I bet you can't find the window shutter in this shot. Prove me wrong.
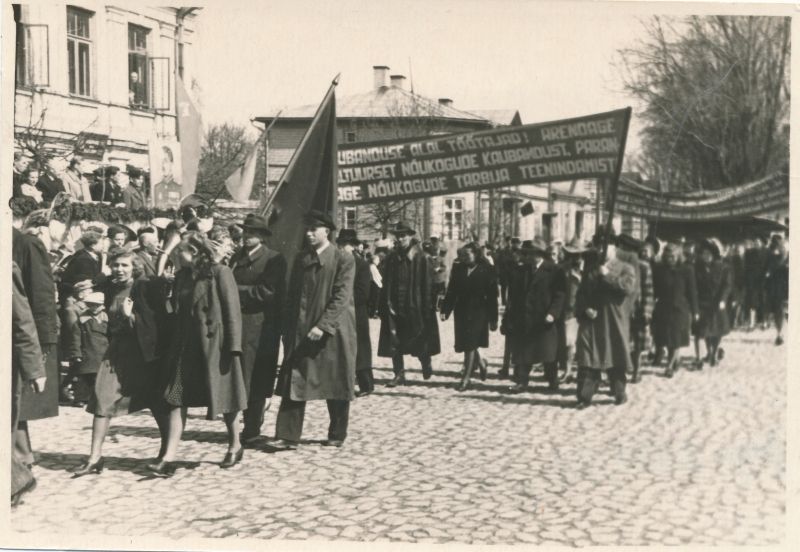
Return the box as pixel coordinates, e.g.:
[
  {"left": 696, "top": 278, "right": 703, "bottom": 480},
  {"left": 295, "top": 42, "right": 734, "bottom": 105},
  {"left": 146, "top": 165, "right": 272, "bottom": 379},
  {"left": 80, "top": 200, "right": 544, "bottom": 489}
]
[
  {"left": 149, "top": 56, "right": 171, "bottom": 110},
  {"left": 24, "top": 24, "right": 49, "bottom": 87}
]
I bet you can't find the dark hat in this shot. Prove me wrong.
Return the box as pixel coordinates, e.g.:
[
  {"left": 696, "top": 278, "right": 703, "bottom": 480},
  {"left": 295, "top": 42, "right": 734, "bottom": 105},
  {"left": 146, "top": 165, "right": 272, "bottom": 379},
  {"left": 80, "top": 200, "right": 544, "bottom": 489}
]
[
  {"left": 107, "top": 224, "right": 136, "bottom": 243},
  {"left": 337, "top": 228, "right": 360, "bottom": 245},
  {"left": 698, "top": 238, "right": 722, "bottom": 259},
  {"left": 93, "top": 165, "right": 119, "bottom": 177},
  {"left": 137, "top": 226, "right": 156, "bottom": 236},
  {"left": 390, "top": 221, "right": 416, "bottom": 236},
  {"left": 563, "top": 237, "right": 591, "bottom": 255},
  {"left": 510, "top": 237, "right": 521, "bottom": 245},
  {"left": 520, "top": 239, "right": 534, "bottom": 251},
  {"left": 303, "top": 209, "right": 336, "bottom": 230},
  {"left": 644, "top": 235, "right": 661, "bottom": 255},
  {"left": 521, "top": 237, "right": 548, "bottom": 254},
  {"left": 72, "top": 279, "right": 94, "bottom": 294},
  {"left": 616, "top": 233, "right": 644, "bottom": 251},
  {"left": 241, "top": 213, "right": 272, "bottom": 236},
  {"left": 126, "top": 164, "right": 145, "bottom": 179}
]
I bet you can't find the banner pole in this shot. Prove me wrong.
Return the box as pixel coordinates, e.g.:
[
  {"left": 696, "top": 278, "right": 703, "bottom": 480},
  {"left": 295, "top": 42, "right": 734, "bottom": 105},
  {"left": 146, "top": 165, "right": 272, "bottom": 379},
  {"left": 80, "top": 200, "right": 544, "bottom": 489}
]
[
  {"left": 602, "top": 107, "right": 632, "bottom": 261},
  {"left": 260, "top": 75, "right": 340, "bottom": 216}
]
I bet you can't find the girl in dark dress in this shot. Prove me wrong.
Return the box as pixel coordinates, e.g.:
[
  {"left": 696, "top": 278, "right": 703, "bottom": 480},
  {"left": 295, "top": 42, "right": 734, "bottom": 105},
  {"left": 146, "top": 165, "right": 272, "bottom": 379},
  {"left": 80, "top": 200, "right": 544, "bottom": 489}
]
[
  {"left": 440, "top": 242, "right": 498, "bottom": 391},
  {"left": 692, "top": 238, "right": 732, "bottom": 367},
  {"left": 70, "top": 248, "right": 164, "bottom": 477},
  {"left": 149, "top": 232, "right": 247, "bottom": 476},
  {"left": 651, "top": 243, "right": 699, "bottom": 378}
]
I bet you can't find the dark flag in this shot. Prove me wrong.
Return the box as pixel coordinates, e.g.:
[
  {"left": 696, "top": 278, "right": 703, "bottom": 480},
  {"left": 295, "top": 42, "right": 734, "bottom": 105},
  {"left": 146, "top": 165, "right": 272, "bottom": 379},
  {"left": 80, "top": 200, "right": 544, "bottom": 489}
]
[{"left": 262, "top": 76, "right": 339, "bottom": 283}]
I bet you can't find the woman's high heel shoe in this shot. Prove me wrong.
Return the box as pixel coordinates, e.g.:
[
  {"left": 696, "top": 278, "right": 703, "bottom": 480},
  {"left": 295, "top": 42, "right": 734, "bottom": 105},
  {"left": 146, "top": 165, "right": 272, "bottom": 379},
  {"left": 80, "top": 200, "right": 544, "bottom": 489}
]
[
  {"left": 479, "top": 358, "right": 488, "bottom": 381},
  {"left": 220, "top": 448, "right": 244, "bottom": 469},
  {"left": 146, "top": 459, "right": 176, "bottom": 477},
  {"left": 70, "top": 457, "right": 104, "bottom": 477}
]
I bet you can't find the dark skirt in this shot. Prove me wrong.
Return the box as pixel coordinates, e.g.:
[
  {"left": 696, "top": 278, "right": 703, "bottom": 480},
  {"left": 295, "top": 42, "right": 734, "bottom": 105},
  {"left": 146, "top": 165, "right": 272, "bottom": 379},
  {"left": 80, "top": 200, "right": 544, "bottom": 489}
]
[
  {"left": 453, "top": 309, "right": 490, "bottom": 352},
  {"left": 692, "top": 305, "right": 730, "bottom": 339},
  {"left": 652, "top": 306, "right": 690, "bottom": 350},
  {"left": 163, "top": 321, "right": 210, "bottom": 409},
  {"left": 87, "top": 340, "right": 154, "bottom": 417}
]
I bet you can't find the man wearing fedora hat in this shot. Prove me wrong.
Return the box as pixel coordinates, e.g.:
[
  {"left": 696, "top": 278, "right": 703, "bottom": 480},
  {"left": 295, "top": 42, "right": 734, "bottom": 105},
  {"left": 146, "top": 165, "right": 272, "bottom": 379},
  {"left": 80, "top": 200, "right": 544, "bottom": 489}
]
[
  {"left": 378, "top": 222, "right": 441, "bottom": 386},
  {"left": 507, "top": 237, "right": 566, "bottom": 393},
  {"left": 271, "top": 210, "right": 357, "bottom": 449},
  {"left": 230, "top": 213, "right": 287, "bottom": 444},
  {"left": 337, "top": 228, "right": 375, "bottom": 397}
]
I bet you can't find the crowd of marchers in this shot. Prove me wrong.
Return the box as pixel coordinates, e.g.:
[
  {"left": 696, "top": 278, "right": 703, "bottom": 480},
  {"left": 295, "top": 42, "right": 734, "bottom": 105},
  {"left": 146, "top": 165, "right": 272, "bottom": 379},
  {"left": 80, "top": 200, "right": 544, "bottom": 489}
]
[{"left": 10, "top": 194, "right": 789, "bottom": 507}]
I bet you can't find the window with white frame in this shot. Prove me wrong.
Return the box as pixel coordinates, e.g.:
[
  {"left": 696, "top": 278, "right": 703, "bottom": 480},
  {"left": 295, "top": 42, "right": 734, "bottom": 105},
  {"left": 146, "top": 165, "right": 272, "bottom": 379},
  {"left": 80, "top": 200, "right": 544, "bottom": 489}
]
[
  {"left": 14, "top": 6, "right": 50, "bottom": 88},
  {"left": 67, "top": 6, "right": 92, "bottom": 97},
  {"left": 443, "top": 197, "right": 463, "bottom": 240},
  {"left": 344, "top": 207, "right": 357, "bottom": 229}
]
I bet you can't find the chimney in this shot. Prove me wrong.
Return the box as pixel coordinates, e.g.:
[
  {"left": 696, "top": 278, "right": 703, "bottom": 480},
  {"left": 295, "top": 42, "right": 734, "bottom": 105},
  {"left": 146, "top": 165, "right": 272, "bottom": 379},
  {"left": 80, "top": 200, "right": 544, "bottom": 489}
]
[
  {"left": 390, "top": 74, "right": 407, "bottom": 90},
  {"left": 373, "top": 65, "right": 389, "bottom": 91},
  {"left": 438, "top": 98, "right": 453, "bottom": 108}
]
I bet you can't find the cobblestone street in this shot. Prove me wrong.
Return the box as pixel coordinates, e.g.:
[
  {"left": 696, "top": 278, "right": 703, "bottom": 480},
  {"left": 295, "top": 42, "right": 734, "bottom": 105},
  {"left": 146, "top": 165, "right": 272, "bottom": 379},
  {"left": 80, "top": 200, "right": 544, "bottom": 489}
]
[{"left": 10, "top": 320, "right": 786, "bottom": 547}]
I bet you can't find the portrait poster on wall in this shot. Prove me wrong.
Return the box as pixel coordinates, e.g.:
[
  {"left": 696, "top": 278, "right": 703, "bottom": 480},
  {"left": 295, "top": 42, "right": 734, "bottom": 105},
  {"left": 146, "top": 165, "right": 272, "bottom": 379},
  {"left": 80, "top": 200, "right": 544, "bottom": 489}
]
[{"left": 148, "top": 139, "right": 183, "bottom": 209}]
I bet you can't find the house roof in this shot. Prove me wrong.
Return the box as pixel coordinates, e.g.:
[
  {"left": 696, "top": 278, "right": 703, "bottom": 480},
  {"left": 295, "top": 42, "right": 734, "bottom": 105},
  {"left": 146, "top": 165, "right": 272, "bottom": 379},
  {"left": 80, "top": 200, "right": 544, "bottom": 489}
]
[
  {"left": 468, "top": 109, "right": 522, "bottom": 127},
  {"left": 257, "top": 86, "right": 490, "bottom": 124}
]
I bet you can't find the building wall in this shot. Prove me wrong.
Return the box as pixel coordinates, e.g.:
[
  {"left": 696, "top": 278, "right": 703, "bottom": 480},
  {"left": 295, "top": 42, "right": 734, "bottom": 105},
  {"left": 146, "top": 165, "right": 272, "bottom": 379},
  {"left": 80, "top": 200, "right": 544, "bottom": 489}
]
[{"left": 13, "top": 4, "right": 197, "bottom": 171}]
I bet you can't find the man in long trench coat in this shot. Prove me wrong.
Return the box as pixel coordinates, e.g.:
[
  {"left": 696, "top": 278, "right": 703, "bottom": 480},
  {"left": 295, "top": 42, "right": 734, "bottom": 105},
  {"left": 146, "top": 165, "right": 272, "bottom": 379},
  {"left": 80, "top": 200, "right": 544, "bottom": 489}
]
[
  {"left": 271, "top": 210, "right": 357, "bottom": 449},
  {"left": 231, "top": 214, "right": 286, "bottom": 444},
  {"left": 378, "top": 222, "right": 441, "bottom": 386}
]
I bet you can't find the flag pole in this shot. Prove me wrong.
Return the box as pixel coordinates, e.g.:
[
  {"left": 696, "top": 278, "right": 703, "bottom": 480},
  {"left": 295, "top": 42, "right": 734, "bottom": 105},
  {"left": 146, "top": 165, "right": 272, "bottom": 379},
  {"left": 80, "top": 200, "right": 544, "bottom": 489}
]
[
  {"left": 601, "top": 106, "right": 632, "bottom": 261},
  {"left": 260, "top": 74, "right": 340, "bottom": 216}
]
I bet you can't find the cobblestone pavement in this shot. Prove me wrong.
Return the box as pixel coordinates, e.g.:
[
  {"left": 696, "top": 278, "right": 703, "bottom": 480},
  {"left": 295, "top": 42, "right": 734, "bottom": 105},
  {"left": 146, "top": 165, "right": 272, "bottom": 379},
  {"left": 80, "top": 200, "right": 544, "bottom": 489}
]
[{"left": 10, "top": 321, "right": 786, "bottom": 546}]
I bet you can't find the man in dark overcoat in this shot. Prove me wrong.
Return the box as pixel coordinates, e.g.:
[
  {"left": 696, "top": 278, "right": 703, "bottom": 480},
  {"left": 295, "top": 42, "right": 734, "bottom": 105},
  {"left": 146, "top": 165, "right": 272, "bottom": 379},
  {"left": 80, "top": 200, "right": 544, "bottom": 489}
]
[
  {"left": 12, "top": 227, "right": 59, "bottom": 468},
  {"left": 510, "top": 237, "right": 566, "bottom": 393},
  {"left": 231, "top": 214, "right": 287, "bottom": 443},
  {"left": 337, "top": 229, "right": 374, "bottom": 397},
  {"left": 378, "top": 222, "right": 441, "bottom": 387},
  {"left": 271, "top": 210, "right": 357, "bottom": 449}
]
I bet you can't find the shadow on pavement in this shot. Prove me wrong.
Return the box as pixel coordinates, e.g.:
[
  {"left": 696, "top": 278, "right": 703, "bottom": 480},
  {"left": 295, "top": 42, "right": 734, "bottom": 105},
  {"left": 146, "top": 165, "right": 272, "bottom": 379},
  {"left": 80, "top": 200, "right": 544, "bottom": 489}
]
[
  {"left": 34, "top": 452, "right": 203, "bottom": 478},
  {"left": 108, "top": 426, "right": 231, "bottom": 446}
]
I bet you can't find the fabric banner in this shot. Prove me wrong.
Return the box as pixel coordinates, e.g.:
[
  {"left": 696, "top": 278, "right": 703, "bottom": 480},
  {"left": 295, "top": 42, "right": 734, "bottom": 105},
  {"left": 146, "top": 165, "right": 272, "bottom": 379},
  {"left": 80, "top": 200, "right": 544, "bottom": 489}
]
[
  {"left": 264, "top": 81, "right": 338, "bottom": 285},
  {"left": 337, "top": 108, "right": 631, "bottom": 205},
  {"left": 225, "top": 132, "right": 262, "bottom": 203},
  {"left": 615, "top": 171, "right": 788, "bottom": 221},
  {"left": 177, "top": 76, "right": 203, "bottom": 198}
]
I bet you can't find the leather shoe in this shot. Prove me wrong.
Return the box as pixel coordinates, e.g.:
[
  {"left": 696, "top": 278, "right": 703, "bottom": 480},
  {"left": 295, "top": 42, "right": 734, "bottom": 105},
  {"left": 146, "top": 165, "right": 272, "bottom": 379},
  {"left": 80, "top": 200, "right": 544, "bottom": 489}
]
[
  {"left": 240, "top": 431, "right": 261, "bottom": 446},
  {"left": 70, "top": 457, "right": 104, "bottom": 477},
  {"left": 386, "top": 375, "right": 405, "bottom": 388},
  {"left": 220, "top": 448, "right": 244, "bottom": 468},
  {"left": 575, "top": 401, "right": 590, "bottom": 410},
  {"left": 321, "top": 439, "right": 344, "bottom": 447},
  {"left": 631, "top": 374, "right": 642, "bottom": 384},
  {"left": 267, "top": 439, "right": 297, "bottom": 450},
  {"left": 508, "top": 383, "right": 527, "bottom": 393},
  {"left": 355, "top": 389, "right": 373, "bottom": 398},
  {"left": 614, "top": 395, "right": 628, "bottom": 406},
  {"left": 146, "top": 460, "right": 176, "bottom": 477}
]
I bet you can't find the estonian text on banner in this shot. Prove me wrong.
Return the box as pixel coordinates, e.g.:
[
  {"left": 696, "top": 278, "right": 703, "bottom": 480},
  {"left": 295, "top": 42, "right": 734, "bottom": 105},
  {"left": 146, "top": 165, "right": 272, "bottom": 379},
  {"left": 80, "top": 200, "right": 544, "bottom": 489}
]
[{"left": 337, "top": 108, "right": 630, "bottom": 205}]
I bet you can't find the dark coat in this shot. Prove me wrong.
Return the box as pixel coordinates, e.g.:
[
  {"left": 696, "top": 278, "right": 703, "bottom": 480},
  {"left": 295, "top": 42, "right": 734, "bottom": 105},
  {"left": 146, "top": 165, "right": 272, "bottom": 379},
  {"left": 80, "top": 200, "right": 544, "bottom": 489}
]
[
  {"left": 652, "top": 262, "right": 699, "bottom": 349},
  {"left": 441, "top": 262, "right": 498, "bottom": 352},
  {"left": 36, "top": 173, "right": 66, "bottom": 203},
  {"left": 574, "top": 253, "right": 639, "bottom": 370},
  {"left": 230, "top": 244, "right": 286, "bottom": 399},
  {"left": 12, "top": 229, "right": 59, "bottom": 421},
  {"left": 693, "top": 260, "right": 732, "bottom": 338},
  {"left": 352, "top": 252, "right": 373, "bottom": 372},
  {"left": 378, "top": 244, "right": 441, "bottom": 358},
  {"left": 764, "top": 251, "right": 789, "bottom": 312},
  {"left": 513, "top": 259, "right": 566, "bottom": 365},
  {"left": 12, "top": 262, "right": 46, "bottom": 429},
  {"left": 122, "top": 186, "right": 146, "bottom": 209},
  {"left": 62, "top": 303, "right": 108, "bottom": 375},
  {"left": 136, "top": 249, "right": 158, "bottom": 279},
  {"left": 168, "top": 265, "right": 248, "bottom": 417},
  {"left": 277, "top": 245, "right": 357, "bottom": 402}
]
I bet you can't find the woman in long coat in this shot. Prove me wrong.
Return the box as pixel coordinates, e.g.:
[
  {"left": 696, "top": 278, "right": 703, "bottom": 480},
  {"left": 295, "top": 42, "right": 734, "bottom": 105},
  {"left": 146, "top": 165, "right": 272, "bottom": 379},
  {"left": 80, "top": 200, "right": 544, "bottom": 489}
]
[
  {"left": 155, "top": 232, "right": 248, "bottom": 474},
  {"left": 574, "top": 246, "right": 639, "bottom": 407},
  {"left": 692, "top": 238, "right": 732, "bottom": 367},
  {"left": 70, "top": 247, "right": 164, "bottom": 476},
  {"left": 440, "top": 242, "right": 498, "bottom": 391},
  {"left": 651, "top": 243, "right": 699, "bottom": 377}
]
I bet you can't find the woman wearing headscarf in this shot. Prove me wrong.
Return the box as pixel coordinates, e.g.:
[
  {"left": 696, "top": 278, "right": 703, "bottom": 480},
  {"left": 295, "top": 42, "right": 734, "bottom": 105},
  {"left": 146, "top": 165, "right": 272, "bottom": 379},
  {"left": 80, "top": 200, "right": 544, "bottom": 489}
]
[
  {"left": 70, "top": 247, "right": 165, "bottom": 476},
  {"left": 763, "top": 235, "right": 789, "bottom": 346},
  {"left": 151, "top": 232, "right": 247, "bottom": 475},
  {"left": 440, "top": 242, "right": 498, "bottom": 391},
  {"left": 651, "top": 243, "right": 699, "bottom": 378},
  {"left": 692, "top": 238, "right": 732, "bottom": 367}
]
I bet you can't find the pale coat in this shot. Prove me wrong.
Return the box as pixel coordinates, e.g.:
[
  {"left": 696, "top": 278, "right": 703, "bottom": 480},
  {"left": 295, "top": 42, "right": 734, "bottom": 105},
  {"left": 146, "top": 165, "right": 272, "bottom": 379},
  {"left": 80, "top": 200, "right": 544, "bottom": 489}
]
[{"left": 277, "top": 244, "right": 357, "bottom": 402}]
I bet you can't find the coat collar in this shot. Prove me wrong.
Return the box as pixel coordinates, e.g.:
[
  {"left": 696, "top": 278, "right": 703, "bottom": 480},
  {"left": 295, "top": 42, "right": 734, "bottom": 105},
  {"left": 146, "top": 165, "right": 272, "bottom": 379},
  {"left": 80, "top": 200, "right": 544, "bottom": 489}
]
[{"left": 301, "top": 243, "right": 336, "bottom": 268}]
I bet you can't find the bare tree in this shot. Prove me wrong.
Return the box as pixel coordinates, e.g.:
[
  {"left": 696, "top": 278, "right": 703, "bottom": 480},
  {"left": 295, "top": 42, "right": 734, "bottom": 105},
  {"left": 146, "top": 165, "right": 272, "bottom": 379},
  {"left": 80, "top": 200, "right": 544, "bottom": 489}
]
[
  {"left": 618, "top": 16, "right": 790, "bottom": 191},
  {"left": 196, "top": 122, "right": 265, "bottom": 200}
]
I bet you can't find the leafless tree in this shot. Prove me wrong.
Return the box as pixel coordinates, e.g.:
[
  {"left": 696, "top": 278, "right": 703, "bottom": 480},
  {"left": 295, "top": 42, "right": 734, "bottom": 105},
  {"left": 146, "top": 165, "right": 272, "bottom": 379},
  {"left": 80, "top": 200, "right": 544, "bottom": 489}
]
[{"left": 618, "top": 16, "right": 790, "bottom": 191}]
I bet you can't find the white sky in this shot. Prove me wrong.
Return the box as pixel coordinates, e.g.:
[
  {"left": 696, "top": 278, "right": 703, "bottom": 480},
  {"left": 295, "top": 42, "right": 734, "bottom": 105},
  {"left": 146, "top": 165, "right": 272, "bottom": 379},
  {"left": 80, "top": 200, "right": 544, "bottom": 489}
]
[{"left": 193, "top": 0, "right": 779, "bottom": 155}]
